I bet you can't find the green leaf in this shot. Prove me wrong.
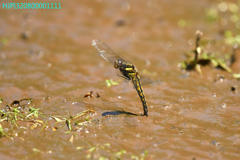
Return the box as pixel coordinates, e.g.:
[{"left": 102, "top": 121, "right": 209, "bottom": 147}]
[
  {"left": 195, "top": 65, "right": 202, "bottom": 75},
  {"left": 76, "top": 146, "right": 83, "bottom": 150},
  {"left": 181, "top": 61, "right": 187, "bottom": 69},
  {"left": 115, "top": 150, "right": 126, "bottom": 157},
  {"left": 88, "top": 146, "right": 96, "bottom": 152},
  {"left": 86, "top": 153, "right": 91, "bottom": 159},
  {"left": 110, "top": 79, "right": 119, "bottom": 85},
  {"left": 105, "top": 79, "right": 111, "bottom": 87},
  {"left": 105, "top": 79, "right": 119, "bottom": 87},
  {"left": 178, "top": 19, "right": 187, "bottom": 27},
  {"left": 65, "top": 130, "right": 71, "bottom": 134},
  {"left": 224, "top": 30, "right": 233, "bottom": 38},
  {"left": 85, "top": 116, "right": 89, "bottom": 121},
  {"left": 210, "top": 58, "right": 218, "bottom": 67},
  {"left": 131, "top": 155, "right": 138, "bottom": 160},
  {"left": 32, "top": 148, "right": 41, "bottom": 152},
  {"left": 26, "top": 113, "right": 34, "bottom": 118},
  {"left": 0, "top": 38, "right": 9, "bottom": 45},
  {"left": 104, "top": 143, "right": 110, "bottom": 146},
  {"left": 200, "top": 52, "right": 212, "bottom": 60},
  {"left": 233, "top": 73, "right": 240, "bottom": 78},
  {"left": 217, "top": 59, "right": 232, "bottom": 73},
  {"left": 31, "top": 123, "right": 39, "bottom": 130},
  {"left": 51, "top": 116, "right": 63, "bottom": 122}
]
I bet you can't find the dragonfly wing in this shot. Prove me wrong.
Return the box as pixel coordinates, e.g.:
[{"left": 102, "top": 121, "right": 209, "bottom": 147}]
[
  {"left": 92, "top": 39, "right": 159, "bottom": 85},
  {"left": 92, "top": 39, "right": 130, "bottom": 65},
  {"left": 139, "top": 74, "right": 161, "bottom": 85}
]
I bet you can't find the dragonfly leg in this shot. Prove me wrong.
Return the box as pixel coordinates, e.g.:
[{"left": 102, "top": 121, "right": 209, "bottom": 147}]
[{"left": 117, "top": 74, "right": 130, "bottom": 81}]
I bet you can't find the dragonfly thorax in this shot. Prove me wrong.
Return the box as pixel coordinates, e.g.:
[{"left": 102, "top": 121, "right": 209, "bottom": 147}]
[{"left": 114, "top": 60, "right": 137, "bottom": 72}]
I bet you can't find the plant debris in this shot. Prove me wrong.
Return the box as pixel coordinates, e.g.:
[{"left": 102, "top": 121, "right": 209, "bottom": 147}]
[
  {"left": 0, "top": 98, "right": 98, "bottom": 138},
  {"left": 84, "top": 90, "right": 101, "bottom": 98}
]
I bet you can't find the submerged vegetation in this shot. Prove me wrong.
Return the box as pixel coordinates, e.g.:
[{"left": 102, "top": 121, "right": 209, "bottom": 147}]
[
  {"left": 0, "top": 97, "right": 98, "bottom": 138},
  {"left": 179, "top": 1, "right": 240, "bottom": 78},
  {"left": 180, "top": 27, "right": 240, "bottom": 80},
  {"left": 180, "top": 30, "right": 232, "bottom": 75},
  {"left": 0, "top": 96, "right": 152, "bottom": 159},
  {"left": 180, "top": 29, "right": 240, "bottom": 80}
]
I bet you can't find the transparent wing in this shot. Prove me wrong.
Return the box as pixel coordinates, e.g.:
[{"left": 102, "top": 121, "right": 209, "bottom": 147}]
[
  {"left": 92, "top": 39, "right": 159, "bottom": 85},
  {"left": 139, "top": 75, "right": 155, "bottom": 85},
  {"left": 92, "top": 39, "right": 130, "bottom": 65}
]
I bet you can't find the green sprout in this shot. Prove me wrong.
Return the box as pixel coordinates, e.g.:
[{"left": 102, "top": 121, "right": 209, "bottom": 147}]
[
  {"left": 0, "top": 124, "right": 10, "bottom": 138},
  {"left": 26, "top": 107, "right": 45, "bottom": 119},
  {"left": 131, "top": 150, "right": 149, "bottom": 160},
  {"left": 178, "top": 19, "right": 187, "bottom": 28},
  {"left": 224, "top": 31, "right": 240, "bottom": 46},
  {"left": 50, "top": 109, "right": 96, "bottom": 134},
  {"left": 0, "top": 98, "right": 98, "bottom": 141},
  {"left": 105, "top": 79, "right": 119, "bottom": 87},
  {"left": 206, "top": 8, "right": 219, "bottom": 24},
  {"left": 115, "top": 150, "right": 126, "bottom": 159},
  {"left": 86, "top": 143, "right": 111, "bottom": 159},
  {"left": 0, "top": 38, "right": 9, "bottom": 45},
  {"left": 233, "top": 73, "right": 240, "bottom": 79}
]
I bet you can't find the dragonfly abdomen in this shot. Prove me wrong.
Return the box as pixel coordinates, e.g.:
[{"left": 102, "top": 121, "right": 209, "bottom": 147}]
[{"left": 132, "top": 73, "right": 148, "bottom": 116}]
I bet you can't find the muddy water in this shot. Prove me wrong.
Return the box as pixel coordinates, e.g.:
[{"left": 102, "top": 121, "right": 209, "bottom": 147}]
[{"left": 1, "top": 0, "right": 240, "bottom": 159}]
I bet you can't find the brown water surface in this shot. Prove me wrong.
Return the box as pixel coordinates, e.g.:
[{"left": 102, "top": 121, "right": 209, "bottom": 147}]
[{"left": 1, "top": 0, "right": 240, "bottom": 159}]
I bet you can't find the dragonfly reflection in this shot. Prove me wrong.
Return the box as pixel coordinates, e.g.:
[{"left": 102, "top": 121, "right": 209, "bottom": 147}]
[{"left": 92, "top": 39, "right": 151, "bottom": 116}]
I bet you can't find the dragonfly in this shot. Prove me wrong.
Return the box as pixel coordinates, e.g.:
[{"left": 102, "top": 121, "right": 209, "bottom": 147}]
[{"left": 92, "top": 39, "right": 151, "bottom": 116}]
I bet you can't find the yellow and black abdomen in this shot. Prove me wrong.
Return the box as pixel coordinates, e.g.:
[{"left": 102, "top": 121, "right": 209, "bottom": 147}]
[{"left": 132, "top": 73, "right": 148, "bottom": 116}]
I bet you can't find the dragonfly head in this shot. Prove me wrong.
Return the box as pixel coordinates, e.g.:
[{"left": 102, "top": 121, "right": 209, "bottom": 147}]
[{"left": 114, "top": 60, "right": 122, "bottom": 68}]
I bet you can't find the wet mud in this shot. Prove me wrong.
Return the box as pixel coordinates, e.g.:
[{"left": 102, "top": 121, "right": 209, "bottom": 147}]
[{"left": 1, "top": 0, "right": 240, "bottom": 159}]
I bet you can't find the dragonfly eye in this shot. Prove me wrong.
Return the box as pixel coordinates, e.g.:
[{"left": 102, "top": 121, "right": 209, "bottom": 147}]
[{"left": 114, "top": 60, "right": 122, "bottom": 68}]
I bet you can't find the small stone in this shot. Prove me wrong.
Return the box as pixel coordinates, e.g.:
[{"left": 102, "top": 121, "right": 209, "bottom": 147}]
[
  {"left": 221, "top": 103, "right": 227, "bottom": 108},
  {"left": 212, "top": 93, "right": 216, "bottom": 98},
  {"left": 215, "top": 75, "right": 225, "bottom": 83}
]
